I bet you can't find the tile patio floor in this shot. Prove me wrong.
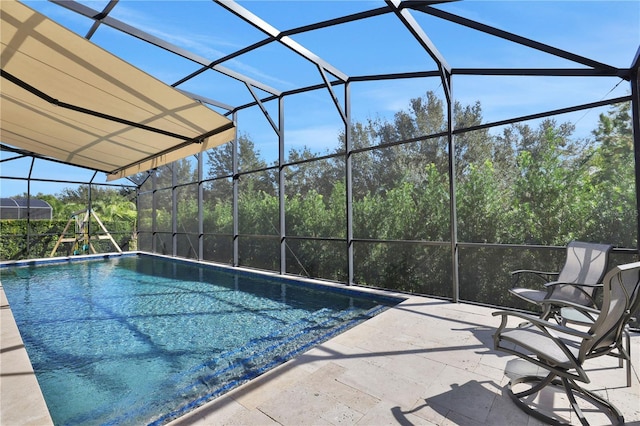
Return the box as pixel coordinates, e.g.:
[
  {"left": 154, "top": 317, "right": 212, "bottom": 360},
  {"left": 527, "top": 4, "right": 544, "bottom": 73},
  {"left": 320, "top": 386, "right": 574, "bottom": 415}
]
[
  {"left": 168, "top": 295, "right": 639, "bottom": 426},
  {"left": 2, "top": 290, "right": 639, "bottom": 425}
]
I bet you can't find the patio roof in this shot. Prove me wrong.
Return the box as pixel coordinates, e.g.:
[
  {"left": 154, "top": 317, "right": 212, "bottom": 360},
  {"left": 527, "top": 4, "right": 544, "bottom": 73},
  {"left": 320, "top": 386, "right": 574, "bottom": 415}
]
[
  {"left": 0, "top": 0, "right": 637, "bottom": 189},
  {"left": 0, "top": 0, "right": 235, "bottom": 181}
]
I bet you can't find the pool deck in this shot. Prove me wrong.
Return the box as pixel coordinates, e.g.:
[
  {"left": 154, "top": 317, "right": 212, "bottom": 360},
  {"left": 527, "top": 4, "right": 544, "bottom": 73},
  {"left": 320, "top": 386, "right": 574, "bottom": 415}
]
[
  {"left": 2, "top": 288, "right": 639, "bottom": 425},
  {"left": 1, "top": 283, "right": 53, "bottom": 425}
]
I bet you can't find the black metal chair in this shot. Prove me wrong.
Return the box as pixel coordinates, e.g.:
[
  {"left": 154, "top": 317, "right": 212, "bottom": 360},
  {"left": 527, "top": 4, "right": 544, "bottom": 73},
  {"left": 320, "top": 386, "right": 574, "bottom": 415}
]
[
  {"left": 509, "top": 241, "right": 613, "bottom": 321},
  {"left": 494, "top": 261, "right": 640, "bottom": 425}
]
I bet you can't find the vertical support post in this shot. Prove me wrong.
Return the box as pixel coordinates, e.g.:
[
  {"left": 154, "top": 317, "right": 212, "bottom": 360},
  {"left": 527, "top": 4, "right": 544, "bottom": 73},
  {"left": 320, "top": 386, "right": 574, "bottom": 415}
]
[
  {"left": 197, "top": 153, "right": 204, "bottom": 261},
  {"left": 445, "top": 73, "right": 459, "bottom": 303},
  {"left": 87, "top": 183, "right": 92, "bottom": 247},
  {"left": 630, "top": 51, "right": 640, "bottom": 254},
  {"left": 135, "top": 185, "right": 140, "bottom": 250},
  {"left": 26, "top": 158, "right": 34, "bottom": 256},
  {"left": 232, "top": 112, "right": 239, "bottom": 267},
  {"left": 88, "top": 171, "right": 97, "bottom": 248},
  {"left": 345, "top": 81, "right": 354, "bottom": 285},
  {"left": 152, "top": 170, "right": 157, "bottom": 253},
  {"left": 386, "top": 0, "right": 457, "bottom": 300},
  {"left": 279, "top": 95, "right": 287, "bottom": 275},
  {"left": 172, "top": 164, "right": 177, "bottom": 256}
]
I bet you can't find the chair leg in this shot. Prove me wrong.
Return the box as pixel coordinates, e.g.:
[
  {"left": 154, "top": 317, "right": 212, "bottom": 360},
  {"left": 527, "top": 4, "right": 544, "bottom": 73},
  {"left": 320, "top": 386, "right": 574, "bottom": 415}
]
[
  {"left": 614, "top": 328, "right": 632, "bottom": 387},
  {"left": 561, "top": 377, "right": 589, "bottom": 426},
  {"left": 561, "top": 377, "right": 625, "bottom": 426},
  {"left": 506, "top": 373, "right": 625, "bottom": 426},
  {"left": 624, "top": 328, "right": 631, "bottom": 388},
  {"left": 507, "top": 373, "right": 570, "bottom": 426}
]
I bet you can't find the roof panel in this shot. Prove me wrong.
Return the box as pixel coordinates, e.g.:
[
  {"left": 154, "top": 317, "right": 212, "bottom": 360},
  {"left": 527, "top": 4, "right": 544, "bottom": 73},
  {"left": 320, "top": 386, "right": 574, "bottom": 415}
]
[
  {"left": 0, "top": 0, "right": 236, "bottom": 180},
  {"left": 0, "top": 198, "right": 19, "bottom": 207}
]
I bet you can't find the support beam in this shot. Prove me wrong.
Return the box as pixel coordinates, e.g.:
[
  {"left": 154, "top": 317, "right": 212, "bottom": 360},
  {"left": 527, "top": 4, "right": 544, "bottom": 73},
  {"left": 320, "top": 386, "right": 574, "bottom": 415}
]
[
  {"left": 198, "top": 153, "right": 204, "bottom": 261},
  {"left": 630, "top": 47, "right": 640, "bottom": 254},
  {"left": 279, "top": 96, "right": 287, "bottom": 275},
  {"left": 232, "top": 112, "right": 240, "bottom": 267},
  {"left": 214, "top": 0, "right": 348, "bottom": 82},
  {"left": 453, "top": 68, "right": 630, "bottom": 79},
  {"left": 385, "top": 0, "right": 452, "bottom": 101},
  {"left": 445, "top": 74, "right": 459, "bottom": 302},
  {"left": 245, "top": 83, "right": 280, "bottom": 135},
  {"left": 172, "top": 163, "right": 178, "bottom": 256},
  {"left": 413, "top": 4, "right": 622, "bottom": 76},
  {"left": 345, "top": 81, "right": 354, "bottom": 285},
  {"left": 85, "top": 0, "right": 118, "bottom": 39},
  {"left": 51, "top": 0, "right": 281, "bottom": 96},
  {"left": 26, "top": 158, "right": 35, "bottom": 254},
  {"left": 152, "top": 171, "right": 157, "bottom": 253},
  {"left": 318, "top": 65, "right": 348, "bottom": 125}
]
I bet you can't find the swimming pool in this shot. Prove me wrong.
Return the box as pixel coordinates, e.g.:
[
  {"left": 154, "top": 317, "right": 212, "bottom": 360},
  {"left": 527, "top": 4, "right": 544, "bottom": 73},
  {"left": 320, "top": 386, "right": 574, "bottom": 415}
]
[{"left": 1, "top": 254, "right": 401, "bottom": 425}]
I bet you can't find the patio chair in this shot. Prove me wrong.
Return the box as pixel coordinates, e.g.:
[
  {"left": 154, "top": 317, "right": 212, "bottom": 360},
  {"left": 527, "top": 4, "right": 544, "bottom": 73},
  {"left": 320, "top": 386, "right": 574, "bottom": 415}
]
[
  {"left": 509, "top": 241, "right": 613, "bottom": 320},
  {"left": 555, "top": 272, "right": 640, "bottom": 387},
  {"left": 493, "top": 261, "right": 640, "bottom": 425}
]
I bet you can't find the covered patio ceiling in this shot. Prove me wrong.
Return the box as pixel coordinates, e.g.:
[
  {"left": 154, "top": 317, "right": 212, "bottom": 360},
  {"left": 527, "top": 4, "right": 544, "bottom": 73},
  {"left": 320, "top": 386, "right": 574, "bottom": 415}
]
[{"left": 0, "top": 0, "right": 236, "bottom": 181}]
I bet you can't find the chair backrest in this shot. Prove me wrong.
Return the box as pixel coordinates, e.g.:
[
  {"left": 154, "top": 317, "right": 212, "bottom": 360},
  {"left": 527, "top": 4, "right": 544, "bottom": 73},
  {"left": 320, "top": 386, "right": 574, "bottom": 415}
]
[
  {"left": 583, "top": 261, "right": 640, "bottom": 359},
  {"left": 552, "top": 241, "right": 613, "bottom": 305}
]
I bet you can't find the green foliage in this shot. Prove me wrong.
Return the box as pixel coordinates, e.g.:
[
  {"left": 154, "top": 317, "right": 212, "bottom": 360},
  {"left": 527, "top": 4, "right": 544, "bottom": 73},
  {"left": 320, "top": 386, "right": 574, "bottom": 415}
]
[
  {"left": 194, "top": 94, "right": 633, "bottom": 304},
  {"left": 0, "top": 217, "right": 136, "bottom": 260},
  {"left": 2, "top": 185, "right": 137, "bottom": 260},
  {"left": 6, "top": 92, "right": 636, "bottom": 309},
  {"left": 457, "top": 160, "right": 501, "bottom": 242},
  {"left": 238, "top": 187, "right": 279, "bottom": 235},
  {"left": 587, "top": 102, "right": 636, "bottom": 246}
]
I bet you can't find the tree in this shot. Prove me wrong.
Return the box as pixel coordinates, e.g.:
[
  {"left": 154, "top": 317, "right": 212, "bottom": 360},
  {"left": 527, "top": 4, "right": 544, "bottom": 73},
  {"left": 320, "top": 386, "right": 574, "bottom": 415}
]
[
  {"left": 503, "top": 120, "right": 593, "bottom": 245},
  {"left": 206, "top": 134, "right": 269, "bottom": 179},
  {"left": 456, "top": 160, "right": 502, "bottom": 243},
  {"left": 205, "top": 134, "right": 273, "bottom": 200},
  {"left": 285, "top": 146, "right": 338, "bottom": 199},
  {"left": 129, "top": 93, "right": 636, "bottom": 302},
  {"left": 587, "top": 102, "right": 636, "bottom": 246}
]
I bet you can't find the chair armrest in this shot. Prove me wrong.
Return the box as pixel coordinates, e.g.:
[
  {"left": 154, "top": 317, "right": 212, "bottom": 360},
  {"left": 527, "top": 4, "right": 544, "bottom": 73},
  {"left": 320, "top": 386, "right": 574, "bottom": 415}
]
[
  {"left": 540, "top": 298, "right": 600, "bottom": 314},
  {"left": 511, "top": 269, "right": 560, "bottom": 276},
  {"left": 510, "top": 270, "right": 559, "bottom": 287},
  {"left": 492, "top": 310, "right": 591, "bottom": 377},
  {"left": 492, "top": 310, "right": 593, "bottom": 340},
  {"left": 511, "top": 269, "right": 559, "bottom": 276},
  {"left": 541, "top": 282, "right": 601, "bottom": 309},
  {"left": 544, "top": 281, "right": 603, "bottom": 289}
]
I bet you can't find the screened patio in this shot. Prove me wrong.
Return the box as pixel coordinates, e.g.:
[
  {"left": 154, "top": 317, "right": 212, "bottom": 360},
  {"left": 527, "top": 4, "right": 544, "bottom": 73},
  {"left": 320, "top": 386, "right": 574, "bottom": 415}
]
[
  {"left": 1, "top": 1, "right": 640, "bottom": 423},
  {"left": 2, "top": 0, "right": 639, "bottom": 308}
]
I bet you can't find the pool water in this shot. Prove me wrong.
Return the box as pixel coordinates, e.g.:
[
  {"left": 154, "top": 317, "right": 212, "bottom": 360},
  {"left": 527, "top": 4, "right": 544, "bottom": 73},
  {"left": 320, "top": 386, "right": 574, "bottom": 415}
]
[{"left": 1, "top": 255, "right": 398, "bottom": 425}]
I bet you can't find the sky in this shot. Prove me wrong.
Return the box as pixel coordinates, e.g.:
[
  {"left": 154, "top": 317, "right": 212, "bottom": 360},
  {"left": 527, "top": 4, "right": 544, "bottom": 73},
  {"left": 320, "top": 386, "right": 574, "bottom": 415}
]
[{"left": 1, "top": 0, "right": 639, "bottom": 198}]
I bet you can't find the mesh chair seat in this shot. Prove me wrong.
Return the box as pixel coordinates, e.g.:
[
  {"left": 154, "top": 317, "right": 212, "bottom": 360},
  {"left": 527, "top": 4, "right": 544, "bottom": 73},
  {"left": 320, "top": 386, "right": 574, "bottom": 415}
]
[{"left": 498, "top": 326, "right": 580, "bottom": 369}]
